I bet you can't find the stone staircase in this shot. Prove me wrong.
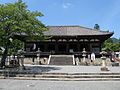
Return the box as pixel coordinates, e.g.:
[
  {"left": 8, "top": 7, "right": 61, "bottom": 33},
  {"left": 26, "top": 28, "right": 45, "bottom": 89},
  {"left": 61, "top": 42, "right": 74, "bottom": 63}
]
[
  {"left": 48, "top": 55, "right": 74, "bottom": 65},
  {"left": 1, "top": 72, "right": 120, "bottom": 81}
]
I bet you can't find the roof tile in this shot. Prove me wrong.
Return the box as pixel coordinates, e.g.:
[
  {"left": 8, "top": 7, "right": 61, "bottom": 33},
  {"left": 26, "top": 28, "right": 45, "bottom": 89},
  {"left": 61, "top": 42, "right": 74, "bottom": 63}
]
[{"left": 43, "top": 25, "right": 113, "bottom": 36}]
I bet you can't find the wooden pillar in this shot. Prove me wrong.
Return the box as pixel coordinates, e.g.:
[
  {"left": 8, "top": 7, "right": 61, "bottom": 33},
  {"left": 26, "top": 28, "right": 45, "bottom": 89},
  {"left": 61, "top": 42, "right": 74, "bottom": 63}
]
[
  {"left": 77, "top": 43, "right": 80, "bottom": 52},
  {"left": 99, "top": 42, "right": 102, "bottom": 52},
  {"left": 55, "top": 39, "right": 58, "bottom": 53},
  {"left": 89, "top": 38, "right": 92, "bottom": 53},
  {"left": 24, "top": 42, "right": 27, "bottom": 51},
  {"left": 77, "top": 39, "right": 80, "bottom": 52},
  {"left": 88, "top": 38, "right": 91, "bottom": 52},
  {"left": 55, "top": 44, "right": 58, "bottom": 53},
  {"left": 66, "top": 43, "right": 69, "bottom": 53},
  {"left": 44, "top": 44, "right": 48, "bottom": 52},
  {"left": 66, "top": 38, "right": 69, "bottom": 53}
]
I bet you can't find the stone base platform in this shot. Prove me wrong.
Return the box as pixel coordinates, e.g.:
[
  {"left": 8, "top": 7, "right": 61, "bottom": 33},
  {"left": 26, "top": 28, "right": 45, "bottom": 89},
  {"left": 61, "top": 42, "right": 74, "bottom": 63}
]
[{"left": 0, "top": 65, "right": 120, "bottom": 81}]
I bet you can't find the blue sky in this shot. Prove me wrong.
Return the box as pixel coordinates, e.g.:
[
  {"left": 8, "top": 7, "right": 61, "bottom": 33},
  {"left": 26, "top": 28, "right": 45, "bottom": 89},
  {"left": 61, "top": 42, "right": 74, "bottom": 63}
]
[{"left": 0, "top": 0, "right": 120, "bottom": 38}]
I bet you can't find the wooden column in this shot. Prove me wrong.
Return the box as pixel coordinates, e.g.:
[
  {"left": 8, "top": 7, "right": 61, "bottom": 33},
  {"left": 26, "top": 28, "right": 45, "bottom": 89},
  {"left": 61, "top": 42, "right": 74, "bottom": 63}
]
[
  {"left": 55, "top": 39, "right": 58, "bottom": 53},
  {"left": 55, "top": 44, "right": 58, "bottom": 53},
  {"left": 88, "top": 38, "right": 91, "bottom": 52},
  {"left": 66, "top": 38, "right": 69, "bottom": 53},
  {"left": 99, "top": 42, "right": 102, "bottom": 52},
  {"left": 77, "top": 43, "right": 80, "bottom": 52},
  {"left": 24, "top": 42, "right": 27, "bottom": 51},
  {"left": 44, "top": 44, "right": 48, "bottom": 52},
  {"left": 66, "top": 43, "right": 69, "bottom": 53}
]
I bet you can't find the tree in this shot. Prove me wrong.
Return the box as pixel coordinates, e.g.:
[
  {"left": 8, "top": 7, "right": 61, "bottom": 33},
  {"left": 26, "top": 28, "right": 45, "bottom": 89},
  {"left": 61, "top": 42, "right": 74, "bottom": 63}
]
[
  {"left": 0, "top": 0, "right": 48, "bottom": 68},
  {"left": 9, "top": 40, "right": 24, "bottom": 55},
  {"left": 94, "top": 24, "right": 100, "bottom": 30},
  {"left": 102, "top": 38, "right": 120, "bottom": 52},
  {"left": 105, "top": 38, "right": 113, "bottom": 43},
  {"left": 119, "top": 38, "right": 120, "bottom": 43}
]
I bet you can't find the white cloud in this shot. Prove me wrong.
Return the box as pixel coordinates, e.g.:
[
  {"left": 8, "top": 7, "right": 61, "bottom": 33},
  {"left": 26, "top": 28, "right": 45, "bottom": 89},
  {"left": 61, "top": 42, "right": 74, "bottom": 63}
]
[{"left": 62, "top": 3, "right": 72, "bottom": 9}]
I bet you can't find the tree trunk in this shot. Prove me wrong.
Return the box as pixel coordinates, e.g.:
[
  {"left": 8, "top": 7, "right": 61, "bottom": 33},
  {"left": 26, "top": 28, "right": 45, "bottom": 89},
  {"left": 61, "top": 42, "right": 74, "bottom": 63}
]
[{"left": 0, "top": 46, "right": 8, "bottom": 68}]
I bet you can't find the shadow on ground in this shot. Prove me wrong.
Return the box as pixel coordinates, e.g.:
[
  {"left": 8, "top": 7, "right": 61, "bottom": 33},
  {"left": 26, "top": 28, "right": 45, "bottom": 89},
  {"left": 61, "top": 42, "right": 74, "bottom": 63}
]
[
  {"left": 21, "top": 66, "right": 61, "bottom": 73},
  {"left": 0, "top": 66, "right": 61, "bottom": 78}
]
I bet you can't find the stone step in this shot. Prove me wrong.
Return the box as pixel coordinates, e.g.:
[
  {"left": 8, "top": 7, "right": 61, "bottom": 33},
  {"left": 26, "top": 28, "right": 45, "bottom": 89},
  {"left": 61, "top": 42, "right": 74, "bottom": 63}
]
[
  {"left": 1, "top": 77, "right": 120, "bottom": 81},
  {"left": 1, "top": 71, "right": 120, "bottom": 75},
  {"left": 1, "top": 73, "right": 120, "bottom": 78},
  {"left": 15, "top": 74, "right": 120, "bottom": 78},
  {"left": 38, "top": 73, "right": 120, "bottom": 75},
  {"left": 51, "top": 55, "right": 73, "bottom": 57},
  {"left": 49, "top": 55, "right": 74, "bottom": 65},
  {"left": 1, "top": 72, "right": 120, "bottom": 81}
]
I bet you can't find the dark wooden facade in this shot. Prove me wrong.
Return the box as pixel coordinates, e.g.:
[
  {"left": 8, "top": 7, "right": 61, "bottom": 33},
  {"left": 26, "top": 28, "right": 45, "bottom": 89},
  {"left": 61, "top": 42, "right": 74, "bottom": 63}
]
[{"left": 24, "top": 25, "right": 113, "bottom": 57}]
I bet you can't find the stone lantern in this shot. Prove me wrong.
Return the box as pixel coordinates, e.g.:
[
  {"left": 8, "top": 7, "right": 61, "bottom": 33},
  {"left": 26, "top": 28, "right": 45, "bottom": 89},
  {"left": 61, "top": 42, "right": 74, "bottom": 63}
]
[
  {"left": 82, "top": 48, "right": 87, "bottom": 62},
  {"left": 118, "top": 47, "right": 120, "bottom": 59},
  {"left": 100, "top": 50, "right": 109, "bottom": 71},
  {"left": 36, "top": 48, "right": 41, "bottom": 65},
  {"left": 17, "top": 49, "right": 25, "bottom": 70}
]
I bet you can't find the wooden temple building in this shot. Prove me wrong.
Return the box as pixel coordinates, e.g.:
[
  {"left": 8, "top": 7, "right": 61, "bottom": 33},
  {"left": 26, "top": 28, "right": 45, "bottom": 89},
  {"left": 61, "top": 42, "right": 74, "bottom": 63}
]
[{"left": 23, "top": 25, "right": 113, "bottom": 58}]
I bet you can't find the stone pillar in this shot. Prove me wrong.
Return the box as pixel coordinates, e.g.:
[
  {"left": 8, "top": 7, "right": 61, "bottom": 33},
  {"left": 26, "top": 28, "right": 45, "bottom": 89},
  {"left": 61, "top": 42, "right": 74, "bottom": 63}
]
[
  {"left": 119, "top": 52, "right": 120, "bottom": 59},
  {"left": 82, "top": 48, "right": 87, "bottom": 62},
  {"left": 100, "top": 51, "right": 109, "bottom": 71}
]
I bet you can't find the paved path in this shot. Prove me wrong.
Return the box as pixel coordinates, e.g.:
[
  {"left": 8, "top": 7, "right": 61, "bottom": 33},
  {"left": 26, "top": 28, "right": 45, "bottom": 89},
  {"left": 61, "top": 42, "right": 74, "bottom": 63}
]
[
  {"left": 0, "top": 79, "right": 120, "bottom": 90},
  {"left": 23, "top": 64, "right": 120, "bottom": 73},
  {"left": 1, "top": 65, "right": 120, "bottom": 90}
]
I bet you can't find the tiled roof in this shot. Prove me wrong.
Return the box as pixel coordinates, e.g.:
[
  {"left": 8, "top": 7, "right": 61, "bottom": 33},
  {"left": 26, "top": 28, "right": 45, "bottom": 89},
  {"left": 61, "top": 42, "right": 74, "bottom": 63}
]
[{"left": 43, "top": 25, "right": 113, "bottom": 36}]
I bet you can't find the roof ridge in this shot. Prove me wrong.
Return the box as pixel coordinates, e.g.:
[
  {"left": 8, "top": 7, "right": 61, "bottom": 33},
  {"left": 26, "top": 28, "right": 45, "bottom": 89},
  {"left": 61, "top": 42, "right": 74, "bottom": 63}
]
[
  {"left": 78, "top": 25, "right": 112, "bottom": 33},
  {"left": 47, "top": 25, "right": 113, "bottom": 33},
  {"left": 47, "top": 25, "right": 80, "bottom": 27}
]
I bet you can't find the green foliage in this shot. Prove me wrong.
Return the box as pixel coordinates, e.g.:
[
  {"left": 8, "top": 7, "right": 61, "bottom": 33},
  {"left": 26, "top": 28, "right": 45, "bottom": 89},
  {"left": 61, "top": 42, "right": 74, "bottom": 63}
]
[
  {"left": 0, "top": 0, "right": 48, "bottom": 67},
  {"left": 9, "top": 40, "right": 24, "bottom": 54},
  {"left": 94, "top": 24, "right": 100, "bottom": 30},
  {"left": 0, "top": 0, "right": 47, "bottom": 53},
  {"left": 105, "top": 38, "right": 113, "bottom": 43},
  {"left": 102, "top": 38, "right": 120, "bottom": 51},
  {"left": 112, "top": 38, "right": 120, "bottom": 43}
]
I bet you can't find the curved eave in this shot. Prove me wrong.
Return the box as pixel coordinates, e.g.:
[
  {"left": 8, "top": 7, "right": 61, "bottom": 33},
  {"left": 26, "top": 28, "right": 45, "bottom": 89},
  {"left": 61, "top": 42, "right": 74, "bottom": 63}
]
[{"left": 44, "top": 32, "right": 114, "bottom": 37}]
